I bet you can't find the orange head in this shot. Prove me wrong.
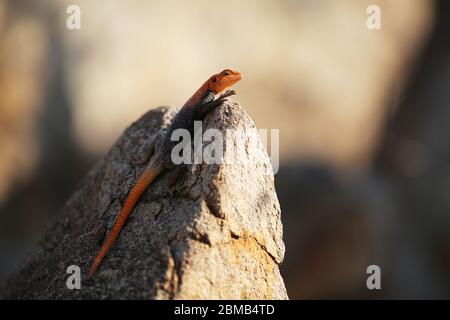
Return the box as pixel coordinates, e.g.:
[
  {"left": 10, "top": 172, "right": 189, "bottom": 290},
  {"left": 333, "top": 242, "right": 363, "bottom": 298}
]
[{"left": 207, "top": 69, "right": 242, "bottom": 94}]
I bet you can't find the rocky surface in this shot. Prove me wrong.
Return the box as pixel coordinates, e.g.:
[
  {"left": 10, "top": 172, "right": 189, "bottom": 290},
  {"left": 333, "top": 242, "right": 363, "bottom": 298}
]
[{"left": 1, "top": 101, "right": 287, "bottom": 299}]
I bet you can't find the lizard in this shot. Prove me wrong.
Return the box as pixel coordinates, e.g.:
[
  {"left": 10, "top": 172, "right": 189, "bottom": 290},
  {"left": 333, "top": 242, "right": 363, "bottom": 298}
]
[{"left": 88, "top": 69, "right": 242, "bottom": 278}]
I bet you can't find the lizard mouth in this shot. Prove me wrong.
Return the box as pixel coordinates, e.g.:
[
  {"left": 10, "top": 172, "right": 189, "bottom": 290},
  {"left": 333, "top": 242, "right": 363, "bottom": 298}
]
[
  {"left": 224, "top": 71, "right": 242, "bottom": 89},
  {"left": 229, "top": 72, "right": 242, "bottom": 84}
]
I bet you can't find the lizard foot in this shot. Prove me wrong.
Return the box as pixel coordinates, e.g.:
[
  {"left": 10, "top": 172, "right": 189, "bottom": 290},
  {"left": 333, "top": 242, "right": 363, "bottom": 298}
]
[
  {"left": 133, "top": 134, "right": 163, "bottom": 165},
  {"left": 166, "top": 165, "right": 186, "bottom": 187},
  {"left": 132, "top": 143, "right": 154, "bottom": 165},
  {"left": 218, "top": 89, "right": 236, "bottom": 101}
]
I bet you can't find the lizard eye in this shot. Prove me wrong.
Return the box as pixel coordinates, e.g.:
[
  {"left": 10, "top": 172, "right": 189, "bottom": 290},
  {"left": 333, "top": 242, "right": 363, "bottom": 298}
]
[{"left": 212, "top": 77, "right": 218, "bottom": 83}]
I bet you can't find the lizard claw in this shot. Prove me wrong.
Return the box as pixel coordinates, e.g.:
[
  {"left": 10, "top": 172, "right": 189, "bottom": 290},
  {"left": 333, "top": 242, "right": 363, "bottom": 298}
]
[{"left": 218, "top": 90, "right": 236, "bottom": 100}]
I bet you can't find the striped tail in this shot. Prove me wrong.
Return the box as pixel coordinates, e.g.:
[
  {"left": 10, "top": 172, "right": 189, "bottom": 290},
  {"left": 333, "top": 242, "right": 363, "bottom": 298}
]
[{"left": 88, "top": 164, "right": 164, "bottom": 279}]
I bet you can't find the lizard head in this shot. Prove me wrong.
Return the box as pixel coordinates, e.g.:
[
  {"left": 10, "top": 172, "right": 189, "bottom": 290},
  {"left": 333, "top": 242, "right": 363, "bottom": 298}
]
[{"left": 207, "top": 69, "right": 242, "bottom": 94}]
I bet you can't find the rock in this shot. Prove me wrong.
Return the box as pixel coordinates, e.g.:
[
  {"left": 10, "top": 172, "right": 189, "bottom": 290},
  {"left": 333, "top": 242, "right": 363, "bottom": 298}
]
[{"left": 1, "top": 101, "right": 287, "bottom": 299}]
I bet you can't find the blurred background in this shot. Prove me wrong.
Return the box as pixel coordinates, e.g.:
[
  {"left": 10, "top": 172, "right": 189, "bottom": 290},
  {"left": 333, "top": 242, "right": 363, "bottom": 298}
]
[{"left": 0, "top": 0, "right": 449, "bottom": 299}]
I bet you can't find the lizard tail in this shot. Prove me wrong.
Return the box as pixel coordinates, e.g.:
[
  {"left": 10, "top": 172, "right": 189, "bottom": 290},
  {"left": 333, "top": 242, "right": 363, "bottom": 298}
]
[{"left": 88, "top": 164, "right": 164, "bottom": 279}]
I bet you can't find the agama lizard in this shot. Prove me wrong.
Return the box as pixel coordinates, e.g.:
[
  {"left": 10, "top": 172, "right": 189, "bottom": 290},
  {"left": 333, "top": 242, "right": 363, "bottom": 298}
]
[{"left": 88, "top": 69, "right": 242, "bottom": 278}]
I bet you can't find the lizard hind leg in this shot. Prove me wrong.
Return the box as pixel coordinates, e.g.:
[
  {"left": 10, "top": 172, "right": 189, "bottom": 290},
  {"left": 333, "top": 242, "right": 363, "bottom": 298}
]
[
  {"left": 133, "top": 133, "right": 162, "bottom": 165},
  {"left": 166, "top": 165, "right": 187, "bottom": 188}
]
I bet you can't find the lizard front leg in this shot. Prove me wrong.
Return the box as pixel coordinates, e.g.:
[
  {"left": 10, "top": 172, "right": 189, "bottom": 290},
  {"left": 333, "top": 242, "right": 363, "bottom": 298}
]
[{"left": 196, "top": 90, "right": 236, "bottom": 118}]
